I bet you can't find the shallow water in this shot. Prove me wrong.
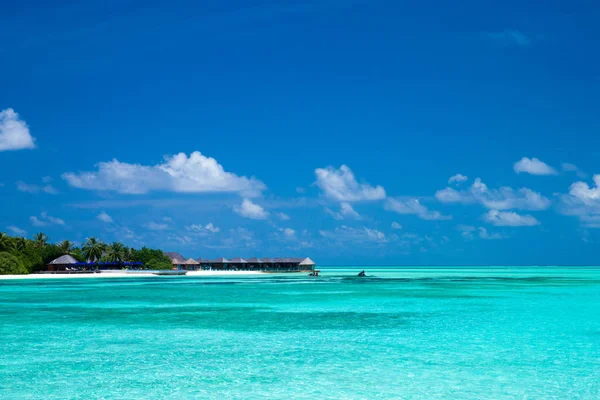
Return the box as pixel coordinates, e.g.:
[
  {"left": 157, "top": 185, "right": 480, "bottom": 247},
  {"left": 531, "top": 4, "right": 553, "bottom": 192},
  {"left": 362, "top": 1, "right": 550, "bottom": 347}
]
[{"left": 1, "top": 267, "right": 599, "bottom": 399}]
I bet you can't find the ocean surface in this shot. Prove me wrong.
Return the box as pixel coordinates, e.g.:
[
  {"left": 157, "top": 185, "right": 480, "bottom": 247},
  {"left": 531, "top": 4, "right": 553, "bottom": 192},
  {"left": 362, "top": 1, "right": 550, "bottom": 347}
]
[{"left": 1, "top": 267, "right": 600, "bottom": 399}]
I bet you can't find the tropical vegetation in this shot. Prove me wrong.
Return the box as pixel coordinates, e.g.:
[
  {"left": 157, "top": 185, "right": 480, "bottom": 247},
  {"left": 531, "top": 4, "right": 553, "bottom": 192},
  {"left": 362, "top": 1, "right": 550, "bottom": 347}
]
[{"left": 0, "top": 232, "right": 172, "bottom": 275}]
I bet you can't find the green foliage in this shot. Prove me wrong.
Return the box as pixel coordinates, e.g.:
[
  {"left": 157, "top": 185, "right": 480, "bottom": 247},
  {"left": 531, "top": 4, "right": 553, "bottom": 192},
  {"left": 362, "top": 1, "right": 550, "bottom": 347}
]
[
  {"left": 0, "top": 232, "right": 171, "bottom": 274},
  {"left": 0, "top": 252, "right": 28, "bottom": 275},
  {"left": 82, "top": 237, "right": 106, "bottom": 262},
  {"left": 145, "top": 258, "right": 172, "bottom": 271}
]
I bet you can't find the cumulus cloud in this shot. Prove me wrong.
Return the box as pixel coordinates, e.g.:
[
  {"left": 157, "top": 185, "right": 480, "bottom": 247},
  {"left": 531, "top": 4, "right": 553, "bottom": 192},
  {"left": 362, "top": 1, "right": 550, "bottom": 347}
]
[
  {"left": 62, "top": 151, "right": 266, "bottom": 196},
  {"left": 315, "top": 165, "right": 385, "bottom": 202},
  {"left": 326, "top": 202, "right": 361, "bottom": 220},
  {"left": 391, "top": 221, "right": 402, "bottom": 230},
  {"left": 319, "top": 226, "right": 387, "bottom": 243},
  {"left": 435, "top": 178, "right": 550, "bottom": 211},
  {"left": 486, "top": 30, "right": 532, "bottom": 46},
  {"left": 385, "top": 198, "right": 451, "bottom": 221},
  {"left": 483, "top": 210, "right": 539, "bottom": 227},
  {"left": 234, "top": 198, "right": 269, "bottom": 220},
  {"left": 557, "top": 175, "right": 600, "bottom": 227},
  {"left": 513, "top": 157, "right": 557, "bottom": 175},
  {"left": 97, "top": 212, "right": 113, "bottom": 223},
  {"left": 7, "top": 225, "right": 27, "bottom": 236},
  {"left": 448, "top": 174, "right": 468, "bottom": 184},
  {"left": 16, "top": 181, "right": 58, "bottom": 194},
  {"left": 187, "top": 223, "right": 221, "bottom": 234},
  {"left": 0, "top": 109, "right": 36, "bottom": 151},
  {"left": 30, "top": 212, "right": 65, "bottom": 227},
  {"left": 458, "top": 225, "right": 503, "bottom": 239}
]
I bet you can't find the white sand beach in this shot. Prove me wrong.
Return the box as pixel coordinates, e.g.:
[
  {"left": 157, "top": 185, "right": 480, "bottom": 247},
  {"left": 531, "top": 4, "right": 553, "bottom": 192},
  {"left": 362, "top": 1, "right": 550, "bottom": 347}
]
[{"left": 0, "top": 270, "right": 265, "bottom": 280}]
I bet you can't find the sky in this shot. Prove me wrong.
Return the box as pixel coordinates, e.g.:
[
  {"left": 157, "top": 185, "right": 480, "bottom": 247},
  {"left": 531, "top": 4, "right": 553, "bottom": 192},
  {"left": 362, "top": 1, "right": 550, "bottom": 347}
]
[{"left": 2, "top": 0, "right": 600, "bottom": 265}]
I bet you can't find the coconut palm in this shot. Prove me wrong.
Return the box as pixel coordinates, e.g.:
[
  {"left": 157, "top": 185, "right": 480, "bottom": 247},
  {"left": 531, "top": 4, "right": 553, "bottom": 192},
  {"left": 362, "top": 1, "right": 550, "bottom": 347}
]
[
  {"left": 82, "top": 237, "right": 105, "bottom": 262},
  {"left": 123, "top": 247, "right": 134, "bottom": 262},
  {"left": 105, "top": 242, "right": 125, "bottom": 263},
  {"left": 33, "top": 232, "right": 49, "bottom": 248},
  {"left": 59, "top": 240, "right": 74, "bottom": 255},
  {"left": 0, "top": 232, "right": 11, "bottom": 251},
  {"left": 10, "top": 237, "right": 27, "bottom": 252}
]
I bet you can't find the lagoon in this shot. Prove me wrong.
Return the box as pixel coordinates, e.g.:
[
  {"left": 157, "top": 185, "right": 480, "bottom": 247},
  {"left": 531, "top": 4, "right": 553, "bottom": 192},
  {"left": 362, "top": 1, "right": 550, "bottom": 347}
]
[{"left": 1, "top": 267, "right": 599, "bottom": 399}]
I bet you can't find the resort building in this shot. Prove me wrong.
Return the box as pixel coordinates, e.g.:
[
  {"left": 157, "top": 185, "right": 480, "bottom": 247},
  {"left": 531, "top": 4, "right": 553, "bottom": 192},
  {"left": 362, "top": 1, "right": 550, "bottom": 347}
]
[{"left": 165, "top": 253, "right": 316, "bottom": 272}]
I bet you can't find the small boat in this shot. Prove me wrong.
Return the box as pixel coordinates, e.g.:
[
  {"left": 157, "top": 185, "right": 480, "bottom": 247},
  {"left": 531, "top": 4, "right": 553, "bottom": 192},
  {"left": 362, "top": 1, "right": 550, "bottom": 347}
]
[
  {"left": 152, "top": 270, "right": 188, "bottom": 276},
  {"left": 308, "top": 270, "right": 320, "bottom": 277}
]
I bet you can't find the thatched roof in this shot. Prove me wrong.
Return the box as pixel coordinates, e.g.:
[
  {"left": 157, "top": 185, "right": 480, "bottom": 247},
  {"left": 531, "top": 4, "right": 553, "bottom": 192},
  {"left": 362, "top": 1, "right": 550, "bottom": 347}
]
[
  {"left": 229, "top": 257, "right": 247, "bottom": 263},
  {"left": 164, "top": 252, "right": 186, "bottom": 264},
  {"left": 210, "top": 257, "right": 229, "bottom": 263},
  {"left": 299, "top": 257, "right": 316, "bottom": 266},
  {"left": 48, "top": 255, "right": 78, "bottom": 265},
  {"left": 184, "top": 258, "right": 199, "bottom": 265},
  {"left": 246, "top": 257, "right": 263, "bottom": 263},
  {"left": 261, "top": 257, "right": 274, "bottom": 262}
]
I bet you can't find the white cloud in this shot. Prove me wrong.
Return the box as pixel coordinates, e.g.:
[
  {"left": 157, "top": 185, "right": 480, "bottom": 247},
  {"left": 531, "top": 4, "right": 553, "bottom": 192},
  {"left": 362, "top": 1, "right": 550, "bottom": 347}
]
[
  {"left": 448, "top": 174, "right": 468, "bottom": 184},
  {"left": 486, "top": 30, "right": 532, "bottom": 46},
  {"left": 7, "top": 225, "right": 27, "bottom": 236},
  {"left": 483, "top": 210, "right": 539, "bottom": 227},
  {"left": 458, "top": 225, "right": 503, "bottom": 240},
  {"left": 30, "top": 212, "right": 65, "bottom": 227},
  {"left": 276, "top": 212, "right": 290, "bottom": 221},
  {"left": 477, "top": 227, "right": 504, "bottom": 240},
  {"left": 558, "top": 175, "right": 600, "bottom": 227},
  {"left": 391, "top": 221, "right": 402, "bottom": 230},
  {"left": 435, "top": 178, "right": 550, "bottom": 211},
  {"left": 16, "top": 181, "right": 58, "bottom": 194},
  {"left": 326, "top": 202, "right": 361, "bottom": 220},
  {"left": 62, "top": 151, "right": 266, "bottom": 196},
  {"left": 187, "top": 223, "right": 221, "bottom": 234},
  {"left": 562, "top": 163, "right": 587, "bottom": 179},
  {"left": 385, "top": 198, "right": 451, "bottom": 221},
  {"left": 282, "top": 228, "right": 296, "bottom": 237},
  {"left": 145, "top": 222, "right": 169, "bottom": 231},
  {"left": 0, "top": 109, "right": 36, "bottom": 151},
  {"left": 97, "top": 212, "right": 113, "bottom": 223},
  {"left": 513, "top": 157, "right": 557, "bottom": 175},
  {"left": 319, "top": 226, "right": 387, "bottom": 243},
  {"left": 315, "top": 165, "right": 385, "bottom": 202},
  {"left": 234, "top": 198, "right": 269, "bottom": 220}
]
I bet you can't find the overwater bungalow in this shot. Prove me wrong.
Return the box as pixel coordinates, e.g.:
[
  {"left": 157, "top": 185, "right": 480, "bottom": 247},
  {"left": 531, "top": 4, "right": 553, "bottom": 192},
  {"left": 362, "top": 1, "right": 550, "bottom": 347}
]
[
  {"left": 181, "top": 258, "right": 200, "bottom": 271},
  {"left": 162, "top": 253, "right": 317, "bottom": 272},
  {"left": 246, "top": 257, "right": 263, "bottom": 270},
  {"left": 229, "top": 257, "right": 247, "bottom": 270},
  {"left": 210, "top": 257, "right": 229, "bottom": 270}
]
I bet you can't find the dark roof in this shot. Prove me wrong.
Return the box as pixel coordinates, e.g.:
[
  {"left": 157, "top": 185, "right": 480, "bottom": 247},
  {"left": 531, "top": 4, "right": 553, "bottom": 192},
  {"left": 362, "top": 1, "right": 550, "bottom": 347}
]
[
  {"left": 210, "top": 257, "right": 229, "bottom": 263},
  {"left": 246, "top": 257, "right": 263, "bottom": 263},
  {"left": 229, "top": 257, "right": 247, "bottom": 263}
]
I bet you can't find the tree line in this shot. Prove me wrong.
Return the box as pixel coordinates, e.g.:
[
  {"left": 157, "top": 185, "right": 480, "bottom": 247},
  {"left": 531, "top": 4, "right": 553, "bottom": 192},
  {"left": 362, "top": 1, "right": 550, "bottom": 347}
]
[{"left": 0, "top": 232, "right": 172, "bottom": 275}]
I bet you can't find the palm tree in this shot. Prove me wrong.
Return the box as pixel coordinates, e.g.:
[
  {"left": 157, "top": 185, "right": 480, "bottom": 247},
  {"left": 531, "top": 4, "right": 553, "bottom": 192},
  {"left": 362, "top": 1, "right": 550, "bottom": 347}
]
[
  {"left": 106, "top": 242, "right": 125, "bottom": 263},
  {"left": 59, "top": 240, "right": 74, "bottom": 255},
  {"left": 123, "top": 247, "right": 134, "bottom": 262},
  {"left": 82, "top": 237, "right": 105, "bottom": 262},
  {"left": 0, "top": 232, "right": 11, "bottom": 251},
  {"left": 10, "top": 237, "right": 27, "bottom": 252},
  {"left": 33, "top": 232, "right": 49, "bottom": 248}
]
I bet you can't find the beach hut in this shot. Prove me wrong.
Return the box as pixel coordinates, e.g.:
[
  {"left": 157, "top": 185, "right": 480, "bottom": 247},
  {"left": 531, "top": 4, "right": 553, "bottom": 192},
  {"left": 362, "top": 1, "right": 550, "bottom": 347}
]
[
  {"left": 165, "top": 252, "right": 186, "bottom": 269},
  {"left": 229, "top": 257, "right": 248, "bottom": 271},
  {"left": 182, "top": 258, "right": 200, "bottom": 271},
  {"left": 298, "top": 257, "right": 316, "bottom": 271},
  {"left": 246, "top": 257, "right": 263, "bottom": 270},
  {"left": 209, "top": 257, "right": 229, "bottom": 270},
  {"left": 260, "top": 257, "right": 274, "bottom": 270},
  {"left": 47, "top": 255, "right": 79, "bottom": 272}
]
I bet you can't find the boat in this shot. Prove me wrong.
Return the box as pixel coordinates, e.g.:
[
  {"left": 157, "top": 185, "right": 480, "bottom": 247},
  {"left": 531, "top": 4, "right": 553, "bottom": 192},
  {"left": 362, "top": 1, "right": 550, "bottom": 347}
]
[
  {"left": 357, "top": 270, "right": 366, "bottom": 277},
  {"left": 308, "top": 270, "right": 320, "bottom": 276},
  {"left": 151, "top": 270, "right": 187, "bottom": 276}
]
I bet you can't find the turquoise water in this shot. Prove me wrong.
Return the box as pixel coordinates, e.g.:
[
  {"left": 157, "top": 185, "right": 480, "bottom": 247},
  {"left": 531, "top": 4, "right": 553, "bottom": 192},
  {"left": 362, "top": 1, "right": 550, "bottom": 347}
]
[{"left": 1, "top": 268, "right": 600, "bottom": 399}]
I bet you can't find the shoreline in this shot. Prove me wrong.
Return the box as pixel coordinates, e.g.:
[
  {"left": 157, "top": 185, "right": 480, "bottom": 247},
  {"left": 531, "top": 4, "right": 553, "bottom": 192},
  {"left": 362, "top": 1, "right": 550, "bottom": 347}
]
[{"left": 0, "top": 270, "right": 266, "bottom": 280}]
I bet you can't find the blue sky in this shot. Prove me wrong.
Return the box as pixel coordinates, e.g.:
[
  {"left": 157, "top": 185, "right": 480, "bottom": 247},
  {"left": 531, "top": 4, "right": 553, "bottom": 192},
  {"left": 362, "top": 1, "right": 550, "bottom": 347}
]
[{"left": 2, "top": 0, "right": 600, "bottom": 265}]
